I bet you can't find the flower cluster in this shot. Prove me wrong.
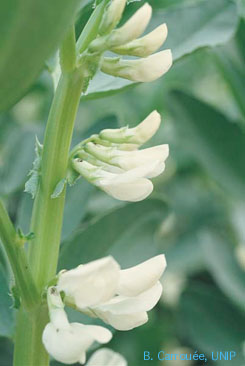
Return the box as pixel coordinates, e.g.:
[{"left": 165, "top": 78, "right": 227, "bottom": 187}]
[
  {"left": 71, "top": 111, "right": 169, "bottom": 201},
  {"left": 42, "top": 255, "right": 166, "bottom": 364},
  {"left": 86, "top": 0, "right": 172, "bottom": 82}
]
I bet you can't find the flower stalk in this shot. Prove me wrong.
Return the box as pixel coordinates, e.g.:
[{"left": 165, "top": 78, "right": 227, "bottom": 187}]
[{"left": 13, "top": 26, "right": 85, "bottom": 366}]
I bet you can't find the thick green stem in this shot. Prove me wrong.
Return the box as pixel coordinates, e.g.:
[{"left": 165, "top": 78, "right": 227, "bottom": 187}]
[
  {"left": 0, "top": 199, "right": 39, "bottom": 310},
  {"left": 14, "top": 306, "right": 49, "bottom": 366},
  {"left": 28, "top": 70, "right": 84, "bottom": 290},
  {"left": 14, "top": 29, "right": 84, "bottom": 366}
]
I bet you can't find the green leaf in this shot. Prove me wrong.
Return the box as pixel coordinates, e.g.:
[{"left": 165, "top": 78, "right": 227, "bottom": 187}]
[
  {"left": 156, "top": 0, "right": 238, "bottom": 60},
  {"left": 213, "top": 48, "right": 245, "bottom": 120},
  {"left": 83, "top": 0, "right": 238, "bottom": 99},
  {"left": 51, "top": 178, "right": 67, "bottom": 199},
  {"left": 0, "top": 0, "right": 81, "bottom": 111},
  {"left": 24, "top": 137, "right": 43, "bottom": 199},
  {"left": 0, "top": 126, "right": 40, "bottom": 195},
  {"left": 62, "top": 179, "right": 93, "bottom": 241},
  {"left": 201, "top": 232, "right": 245, "bottom": 311},
  {"left": 0, "top": 337, "right": 13, "bottom": 365},
  {"left": 178, "top": 284, "right": 245, "bottom": 365},
  {"left": 167, "top": 90, "right": 245, "bottom": 198},
  {"left": 165, "top": 233, "right": 205, "bottom": 275},
  {"left": 59, "top": 198, "right": 169, "bottom": 270}
]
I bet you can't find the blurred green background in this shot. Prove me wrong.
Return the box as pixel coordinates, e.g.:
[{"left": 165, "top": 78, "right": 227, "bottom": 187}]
[{"left": 0, "top": 0, "right": 245, "bottom": 365}]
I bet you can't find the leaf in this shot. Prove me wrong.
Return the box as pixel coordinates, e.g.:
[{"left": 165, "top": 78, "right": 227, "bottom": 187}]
[
  {"left": 178, "top": 284, "right": 245, "bottom": 365},
  {"left": 167, "top": 90, "right": 245, "bottom": 198},
  {"left": 0, "top": 337, "right": 13, "bottom": 365},
  {"left": 24, "top": 137, "right": 43, "bottom": 199},
  {"left": 83, "top": 0, "right": 238, "bottom": 99},
  {"left": 200, "top": 232, "right": 245, "bottom": 311},
  {"left": 157, "top": 0, "right": 238, "bottom": 60},
  {"left": 24, "top": 172, "right": 39, "bottom": 200},
  {"left": 51, "top": 178, "right": 67, "bottom": 199},
  {"left": 62, "top": 179, "right": 93, "bottom": 241},
  {"left": 110, "top": 214, "right": 164, "bottom": 268},
  {"left": 0, "top": 0, "right": 81, "bottom": 111},
  {"left": 165, "top": 233, "right": 205, "bottom": 275},
  {"left": 0, "top": 126, "right": 40, "bottom": 195},
  {"left": 213, "top": 48, "right": 245, "bottom": 120},
  {"left": 84, "top": 72, "right": 135, "bottom": 100},
  {"left": 59, "top": 198, "right": 169, "bottom": 270}
]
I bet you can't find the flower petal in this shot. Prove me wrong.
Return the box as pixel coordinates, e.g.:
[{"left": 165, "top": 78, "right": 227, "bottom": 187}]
[
  {"left": 101, "top": 50, "right": 172, "bottom": 82},
  {"left": 42, "top": 323, "right": 111, "bottom": 365},
  {"left": 57, "top": 257, "right": 120, "bottom": 308},
  {"left": 99, "top": 0, "right": 127, "bottom": 35},
  {"left": 109, "top": 3, "right": 152, "bottom": 47},
  {"left": 111, "top": 145, "right": 169, "bottom": 170},
  {"left": 86, "top": 348, "right": 127, "bottom": 366},
  {"left": 132, "top": 110, "right": 161, "bottom": 145},
  {"left": 82, "top": 324, "right": 112, "bottom": 343},
  {"left": 100, "top": 177, "right": 153, "bottom": 202},
  {"left": 118, "top": 254, "right": 167, "bottom": 296},
  {"left": 96, "top": 309, "right": 148, "bottom": 331},
  {"left": 111, "top": 24, "right": 168, "bottom": 57},
  {"left": 95, "top": 282, "right": 162, "bottom": 314},
  {"left": 99, "top": 110, "right": 161, "bottom": 146}
]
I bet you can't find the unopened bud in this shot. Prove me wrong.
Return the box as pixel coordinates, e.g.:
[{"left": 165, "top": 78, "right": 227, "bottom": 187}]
[
  {"left": 99, "top": 0, "right": 127, "bottom": 35},
  {"left": 101, "top": 49, "right": 172, "bottom": 82},
  {"left": 111, "top": 24, "right": 168, "bottom": 57},
  {"left": 100, "top": 110, "right": 161, "bottom": 145},
  {"left": 108, "top": 3, "right": 152, "bottom": 47}
]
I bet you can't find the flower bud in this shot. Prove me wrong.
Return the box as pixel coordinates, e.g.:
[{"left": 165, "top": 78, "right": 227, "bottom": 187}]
[
  {"left": 110, "top": 145, "right": 169, "bottom": 172},
  {"left": 99, "top": 110, "right": 161, "bottom": 145},
  {"left": 99, "top": 0, "right": 127, "bottom": 35},
  {"left": 108, "top": 3, "right": 152, "bottom": 47},
  {"left": 84, "top": 142, "right": 169, "bottom": 177},
  {"left": 111, "top": 24, "right": 168, "bottom": 57},
  {"left": 101, "top": 49, "right": 172, "bottom": 82}
]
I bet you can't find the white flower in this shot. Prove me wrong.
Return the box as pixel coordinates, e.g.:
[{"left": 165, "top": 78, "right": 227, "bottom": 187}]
[
  {"left": 86, "top": 348, "right": 127, "bottom": 366},
  {"left": 108, "top": 3, "right": 152, "bottom": 47},
  {"left": 72, "top": 111, "right": 169, "bottom": 201},
  {"left": 73, "top": 159, "right": 159, "bottom": 201},
  {"left": 99, "top": 110, "right": 161, "bottom": 145},
  {"left": 99, "top": 0, "right": 127, "bottom": 35},
  {"left": 59, "top": 255, "right": 167, "bottom": 331},
  {"left": 57, "top": 257, "right": 120, "bottom": 308},
  {"left": 42, "top": 287, "right": 112, "bottom": 365},
  {"left": 111, "top": 24, "right": 168, "bottom": 57},
  {"left": 84, "top": 143, "right": 169, "bottom": 176},
  {"left": 101, "top": 50, "right": 172, "bottom": 82}
]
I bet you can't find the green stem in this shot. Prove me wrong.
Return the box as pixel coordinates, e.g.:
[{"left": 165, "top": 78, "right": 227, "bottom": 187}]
[
  {"left": 28, "top": 69, "right": 84, "bottom": 290},
  {"left": 0, "top": 199, "right": 39, "bottom": 310},
  {"left": 14, "top": 28, "right": 84, "bottom": 366}
]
